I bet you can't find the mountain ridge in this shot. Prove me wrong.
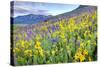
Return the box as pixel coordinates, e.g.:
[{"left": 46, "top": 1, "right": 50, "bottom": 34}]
[
  {"left": 12, "top": 14, "right": 52, "bottom": 24},
  {"left": 11, "top": 5, "right": 97, "bottom": 24}
]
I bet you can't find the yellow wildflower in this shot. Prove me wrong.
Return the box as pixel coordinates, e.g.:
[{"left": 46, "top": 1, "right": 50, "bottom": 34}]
[
  {"left": 36, "top": 34, "right": 41, "bottom": 40},
  {"left": 60, "top": 33, "right": 65, "bottom": 39},
  {"left": 77, "top": 47, "right": 83, "bottom": 52},
  {"left": 59, "top": 23, "right": 65, "bottom": 30},
  {"left": 74, "top": 53, "right": 79, "bottom": 60},
  {"left": 13, "top": 48, "right": 20, "bottom": 53},
  {"left": 39, "top": 48, "right": 44, "bottom": 57},
  {"left": 79, "top": 54, "right": 85, "bottom": 62},
  {"left": 24, "top": 40, "right": 30, "bottom": 48},
  {"left": 34, "top": 41, "right": 41, "bottom": 49},
  {"left": 83, "top": 49, "right": 88, "bottom": 56},
  {"left": 74, "top": 51, "right": 83, "bottom": 61},
  {"left": 77, "top": 51, "right": 82, "bottom": 56},
  {"left": 24, "top": 50, "right": 32, "bottom": 57},
  {"left": 89, "top": 56, "right": 92, "bottom": 61},
  {"left": 20, "top": 40, "right": 25, "bottom": 48}
]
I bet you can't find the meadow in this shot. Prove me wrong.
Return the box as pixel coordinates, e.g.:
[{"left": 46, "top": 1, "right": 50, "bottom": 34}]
[{"left": 12, "top": 9, "right": 97, "bottom": 65}]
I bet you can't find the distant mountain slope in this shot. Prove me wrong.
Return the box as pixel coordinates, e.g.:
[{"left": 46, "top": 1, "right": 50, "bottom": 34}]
[
  {"left": 12, "top": 14, "right": 52, "bottom": 24},
  {"left": 49, "top": 5, "right": 97, "bottom": 22}
]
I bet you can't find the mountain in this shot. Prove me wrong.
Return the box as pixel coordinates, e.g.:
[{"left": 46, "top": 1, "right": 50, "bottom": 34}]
[
  {"left": 12, "top": 14, "right": 52, "bottom": 24},
  {"left": 11, "top": 5, "right": 97, "bottom": 24},
  {"left": 48, "top": 5, "right": 97, "bottom": 23}
]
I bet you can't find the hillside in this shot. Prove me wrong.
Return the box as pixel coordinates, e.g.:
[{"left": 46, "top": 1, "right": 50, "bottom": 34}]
[{"left": 48, "top": 5, "right": 97, "bottom": 23}]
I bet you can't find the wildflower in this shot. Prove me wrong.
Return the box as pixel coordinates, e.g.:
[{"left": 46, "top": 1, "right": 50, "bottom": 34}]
[
  {"left": 60, "top": 33, "right": 65, "bottom": 39},
  {"left": 39, "top": 48, "right": 44, "bottom": 57},
  {"left": 24, "top": 50, "right": 32, "bottom": 57},
  {"left": 51, "top": 38, "right": 57, "bottom": 43},
  {"left": 59, "top": 23, "right": 63, "bottom": 29},
  {"left": 74, "top": 53, "right": 79, "bottom": 60},
  {"left": 13, "top": 48, "right": 20, "bottom": 53},
  {"left": 69, "top": 18, "right": 75, "bottom": 25},
  {"left": 34, "top": 41, "right": 41, "bottom": 49},
  {"left": 77, "top": 41, "right": 80, "bottom": 47},
  {"left": 25, "top": 40, "right": 31, "bottom": 48},
  {"left": 83, "top": 49, "right": 88, "bottom": 56},
  {"left": 20, "top": 40, "right": 25, "bottom": 48},
  {"left": 79, "top": 54, "right": 85, "bottom": 62},
  {"left": 89, "top": 56, "right": 92, "bottom": 61},
  {"left": 36, "top": 34, "right": 41, "bottom": 41},
  {"left": 89, "top": 26, "right": 92, "bottom": 31},
  {"left": 74, "top": 50, "right": 83, "bottom": 61},
  {"left": 51, "top": 26, "right": 56, "bottom": 32}
]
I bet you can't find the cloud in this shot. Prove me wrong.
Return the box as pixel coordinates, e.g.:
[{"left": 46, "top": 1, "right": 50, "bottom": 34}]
[
  {"left": 12, "top": 1, "right": 50, "bottom": 17},
  {"left": 29, "top": 9, "right": 50, "bottom": 15},
  {"left": 13, "top": 7, "right": 29, "bottom": 13}
]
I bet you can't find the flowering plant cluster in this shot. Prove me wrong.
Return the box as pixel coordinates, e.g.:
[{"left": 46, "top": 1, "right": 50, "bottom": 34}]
[{"left": 12, "top": 10, "right": 97, "bottom": 65}]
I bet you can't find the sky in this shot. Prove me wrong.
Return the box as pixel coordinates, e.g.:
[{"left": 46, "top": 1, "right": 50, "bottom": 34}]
[{"left": 12, "top": 1, "right": 80, "bottom": 17}]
